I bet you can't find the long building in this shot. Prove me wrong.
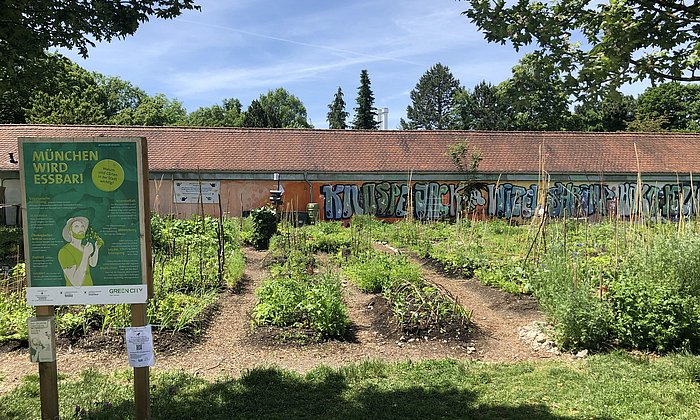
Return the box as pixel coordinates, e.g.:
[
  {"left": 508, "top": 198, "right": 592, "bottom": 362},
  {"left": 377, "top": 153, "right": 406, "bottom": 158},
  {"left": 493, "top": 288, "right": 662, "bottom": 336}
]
[{"left": 1, "top": 125, "right": 700, "bottom": 225}]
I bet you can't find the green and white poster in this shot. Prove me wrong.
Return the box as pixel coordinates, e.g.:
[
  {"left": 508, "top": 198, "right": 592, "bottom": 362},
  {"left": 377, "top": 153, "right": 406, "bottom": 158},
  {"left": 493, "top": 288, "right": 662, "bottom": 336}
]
[{"left": 19, "top": 137, "right": 149, "bottom": 305}]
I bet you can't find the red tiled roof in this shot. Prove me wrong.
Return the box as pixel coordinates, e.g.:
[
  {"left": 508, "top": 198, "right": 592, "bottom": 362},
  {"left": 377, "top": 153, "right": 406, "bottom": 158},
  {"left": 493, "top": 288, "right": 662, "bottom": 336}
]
[{"left": 1, "top": 125, "right": 700, "bottom": 175}]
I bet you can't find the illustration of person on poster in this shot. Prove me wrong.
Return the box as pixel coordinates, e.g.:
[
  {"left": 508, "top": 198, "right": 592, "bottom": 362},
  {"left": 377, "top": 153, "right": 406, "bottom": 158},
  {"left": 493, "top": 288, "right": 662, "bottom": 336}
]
[{"left": 58, "top": 216, "right": 103, "bottom": 287}]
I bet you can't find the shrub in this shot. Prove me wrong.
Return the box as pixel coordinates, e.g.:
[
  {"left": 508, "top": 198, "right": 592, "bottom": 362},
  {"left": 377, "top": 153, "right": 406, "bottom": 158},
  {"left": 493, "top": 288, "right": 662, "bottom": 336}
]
[
  {"left": 609, "top": 234, "right": 700, "bottom": 353},
  {"left": 250, "top": 207, "right": 278, "bottom": 250}
]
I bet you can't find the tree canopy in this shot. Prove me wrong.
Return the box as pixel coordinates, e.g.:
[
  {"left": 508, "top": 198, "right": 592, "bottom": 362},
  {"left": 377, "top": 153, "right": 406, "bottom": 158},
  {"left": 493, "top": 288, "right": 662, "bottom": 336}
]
[
  {"left": 401, "top": 63, "right": 460, "bottom": 130},
  {"left": 633, "top": 82, "right": 700, "bottom": 132},
  {"left": 462, "top": 1, "right": 700, "bottom": 98},
  {"left": 187, "top": 98, "right": 244, "bottom": 127},
  {"left": 452, "top": 82, "right": 513, "bottom": 130},
  {"left": 352, "top": 70, "right": 379, "bottom": 130},
  {"left": 502, "top": 54, "right": 572, "bottom": 131},
  {"left": 242, "top": 88, "right": 311, "bottom": 128},
  {"left": 0, "top": 1, "right": 200, "bottom": 74}
]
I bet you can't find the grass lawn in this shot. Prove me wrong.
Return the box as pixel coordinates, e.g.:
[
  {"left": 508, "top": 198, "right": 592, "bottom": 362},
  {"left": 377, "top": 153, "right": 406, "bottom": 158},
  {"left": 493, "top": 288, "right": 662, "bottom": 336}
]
[{"left": 1, "top": 352, "right": 698, "bottom": 419}]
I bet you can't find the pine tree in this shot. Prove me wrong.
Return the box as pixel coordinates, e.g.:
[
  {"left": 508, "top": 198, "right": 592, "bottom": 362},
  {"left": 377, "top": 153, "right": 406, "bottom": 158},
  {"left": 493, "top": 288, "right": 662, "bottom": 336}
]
[
  {"left": 327, "top": 86, "right": 349, "bottom": 129},
  {"left": 352, "top": 70, "right": 379, "bottom": 130},
  {"left": 401, "top": 63, "right": 460, "bottom": 130}
]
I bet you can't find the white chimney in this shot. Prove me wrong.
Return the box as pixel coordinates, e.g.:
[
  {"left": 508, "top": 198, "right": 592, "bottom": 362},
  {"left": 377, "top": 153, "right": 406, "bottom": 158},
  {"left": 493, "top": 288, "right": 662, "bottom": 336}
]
[{"left": 375, "top": 108, "right": 389, "bottom": 130}]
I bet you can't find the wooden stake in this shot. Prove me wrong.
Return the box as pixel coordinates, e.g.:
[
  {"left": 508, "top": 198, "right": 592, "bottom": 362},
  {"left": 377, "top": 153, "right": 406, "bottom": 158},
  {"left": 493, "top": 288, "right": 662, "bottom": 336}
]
[
  {"left": 36, "top": 305, "right": 58, "bottom": 420},
  {"left": 131, "top": 303, "right": 150, "bottom": 420}
]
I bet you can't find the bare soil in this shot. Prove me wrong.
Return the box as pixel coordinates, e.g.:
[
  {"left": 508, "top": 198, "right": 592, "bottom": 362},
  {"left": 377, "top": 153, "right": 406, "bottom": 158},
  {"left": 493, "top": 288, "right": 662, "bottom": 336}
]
[{"left": 0, "top": 246, "right": 564, "bottom": 395}]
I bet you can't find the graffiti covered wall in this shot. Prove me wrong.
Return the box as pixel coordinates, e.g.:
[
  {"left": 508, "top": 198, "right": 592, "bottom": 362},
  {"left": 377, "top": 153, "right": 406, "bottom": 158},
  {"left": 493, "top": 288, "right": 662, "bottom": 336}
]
[{"left": 320, "top": 181, "right": 700, "bottom": 221}]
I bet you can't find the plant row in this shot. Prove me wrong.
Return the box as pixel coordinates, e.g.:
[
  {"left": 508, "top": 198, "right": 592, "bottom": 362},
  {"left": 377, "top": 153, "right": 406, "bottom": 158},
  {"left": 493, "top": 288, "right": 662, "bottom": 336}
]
[{"left": 0, "top": 215, "right": 246, "bottom": 342}]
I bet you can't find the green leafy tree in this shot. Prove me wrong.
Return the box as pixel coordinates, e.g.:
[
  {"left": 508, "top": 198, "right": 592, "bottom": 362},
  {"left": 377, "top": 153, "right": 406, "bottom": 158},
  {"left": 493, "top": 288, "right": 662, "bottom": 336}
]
[
  {"left": 352, "top": 69, "right": 379, "bottom": 130},
  {"left": 110, "top": 94, "right": 186, "bottom": 126},
  {"left": 24, "top": 56, "right": 107, "bottom": 124},
  {"left": 502, "top": 54, "right": 572, "bottom": 131},
  {"left": 401, "top": 63, "right": 460, "bottom": 129},
  {"left": 632, "top": 82, "right": 700, "bottom": 131},
  {"left": 462, "top": 1, "right": 700, "bottom": 99},
  {"left": 259, "top": 88, "right": 312, "bottom": 128},
  {"left": 242, "top": 89, "right": 311, "bottom": 128},
  {"left": 327, "top": 87, "right": 349, "bottom": 129},
  {"left": 186, "top": 98, "right": 244, "bottom": 127},
  {"left": 0, "top": 54, "right": 68, "bottom": 123},
  {"left": 0, "top": 1, "right": 200, "bottom": 75},
  {"left": 453, "top": 81, "right": 513, "bottom": 130},
  {"left": 95, "top": 75, "right": 147, "bottom": 121},
  {"left": 572, "top": 94, "right": 637, "bottom": 132}
]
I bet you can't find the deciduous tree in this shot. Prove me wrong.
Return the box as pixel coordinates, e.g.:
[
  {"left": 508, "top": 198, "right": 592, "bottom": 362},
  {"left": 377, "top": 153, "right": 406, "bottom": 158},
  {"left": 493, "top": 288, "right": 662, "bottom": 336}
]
[
  {"left": 401, "top": 63, "right": 460, "bottom": 129},
  {"left": 452, "top": 81, "right": 513, "bottom": 130},
  {"left": 502, "top": 54, "right": 572, "bottom": 131},
  {"left": 0, "top": 1, "right": 200, "bottom": 73},
  {"left": 187, "top": 98, "right": 244, "bottom": 127},
  {"left": 632, "top": 83, "right": 700, "bottom": 131},
  {"left": 462, "top": 1, "right": 700, "bottom": 99}
]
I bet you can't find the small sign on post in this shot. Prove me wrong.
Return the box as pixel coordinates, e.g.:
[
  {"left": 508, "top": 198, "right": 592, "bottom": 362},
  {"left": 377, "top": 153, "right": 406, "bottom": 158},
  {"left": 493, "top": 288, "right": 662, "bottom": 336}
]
[{"left": 27, "top": 317, "right": 56, "bottom": 363}]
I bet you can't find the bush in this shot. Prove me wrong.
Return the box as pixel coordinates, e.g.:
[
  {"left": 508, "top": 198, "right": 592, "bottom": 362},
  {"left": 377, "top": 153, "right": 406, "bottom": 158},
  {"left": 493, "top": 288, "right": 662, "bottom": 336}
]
[
  {"left": 250, "top": 207, "right": 278, "bottom": 250},
  {"left": 0, "top": 226, "right": 22, "bottom": 264},
  {"left": 609, "top": 235, "right": 700, "bottom": 353}
]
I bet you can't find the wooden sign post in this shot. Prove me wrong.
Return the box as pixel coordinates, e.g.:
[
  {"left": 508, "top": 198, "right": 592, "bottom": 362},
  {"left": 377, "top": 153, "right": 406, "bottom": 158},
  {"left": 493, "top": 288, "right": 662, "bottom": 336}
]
[{"left": 19, "top": 137, "right": 153, "bottom": 419}]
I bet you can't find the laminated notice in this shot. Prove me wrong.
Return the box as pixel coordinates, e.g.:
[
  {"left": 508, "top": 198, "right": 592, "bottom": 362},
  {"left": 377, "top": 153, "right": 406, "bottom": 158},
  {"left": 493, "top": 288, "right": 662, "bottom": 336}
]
[{"left": 125, "top": 325, "right": 154, "bottom": 368}]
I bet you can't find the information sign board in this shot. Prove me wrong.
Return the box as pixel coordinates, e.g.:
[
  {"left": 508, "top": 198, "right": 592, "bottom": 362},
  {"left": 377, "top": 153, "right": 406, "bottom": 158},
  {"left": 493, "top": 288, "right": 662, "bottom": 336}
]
[{"left": 19, "top": 137, "right": 149, "bottom": 305}]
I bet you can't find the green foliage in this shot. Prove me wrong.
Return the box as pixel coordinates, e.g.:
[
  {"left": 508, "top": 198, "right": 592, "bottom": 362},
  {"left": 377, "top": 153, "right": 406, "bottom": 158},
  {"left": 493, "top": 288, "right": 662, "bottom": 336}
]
[
  {"left": 254, "top": 261, "right": 348, "bottom": 339},
  {"left": 186, "top": 98, "right": 244, "bottom": 127},
  {"left": 343, "top": 252, "right": 420, "bottom": 293},
  {"left": 0, "top": 1, "right": 199, "bottom": 76},
  {"left": 463, "top": 1, "right": 700, "bottom": 99},
  {"left": 2, "top": 354, "right": 700, "bottom": 419},
  {"left": 352, "top": 69, "right": 379, "bottom": 130},
  {"left": 425, "top": 240, "right": 485, "bottom": 278},
  {"left": 343, "top": 249, "right": 469, "bottom": 337},
  {"left": 502, "top": 53, "right": 572, "bottom": 131},
  {"left": 530, "top": 250, "right": 613, "bottom": 351},
  {"left": 401, "top": 63, "right": 461, "bottom": 130},
  {"left": 610, "top": 235, "right": 700, "bottom": 352},
  {"left": 0, "top": 291, "right": 34, "bottom": 341},
  {"left": 452, "top": 81, "right": 513, "bottom": 130},
  {"left": 327, "top": 86, "right": 349, "bottom": 129},
  {"left": 572, "top": 94, "right": 637, "bottom": 132},
  {"left": 243, "top": 88, "right": 312, "bottom": 128},
  {"left": 0, "top": 226, "right": 22, "bottom": 264},
  {"left": 633, "top": 82, "right": 700, "bottom": 131},
  {"left": 250, "top": 207, "right": 279, "bottom": 250}
]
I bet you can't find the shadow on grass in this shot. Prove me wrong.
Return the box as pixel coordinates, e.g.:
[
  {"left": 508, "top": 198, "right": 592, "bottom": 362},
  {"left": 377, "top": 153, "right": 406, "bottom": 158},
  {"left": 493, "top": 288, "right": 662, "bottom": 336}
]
[{"left": 83, "top": 367, "right": 583, "bottom": 420}]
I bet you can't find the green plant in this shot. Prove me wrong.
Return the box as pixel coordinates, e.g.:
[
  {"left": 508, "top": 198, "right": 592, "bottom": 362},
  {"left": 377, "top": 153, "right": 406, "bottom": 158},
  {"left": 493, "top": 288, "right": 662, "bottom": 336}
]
[
  {"left": 254, "top": 261, "right": 348, "bottom": 339},
  {"left": 250, "top": 207, "right": 278, "bottom": 250},
  {"left": 530, "top": 250, "right": 612, "bottom": 351}
]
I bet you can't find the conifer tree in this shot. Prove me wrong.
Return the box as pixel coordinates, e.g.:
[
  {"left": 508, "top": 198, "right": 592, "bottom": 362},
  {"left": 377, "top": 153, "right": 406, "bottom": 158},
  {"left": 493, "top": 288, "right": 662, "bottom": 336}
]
[
  {"left": 352, "top": 70, "right": 379, "bottom": 130},
  {"left": 327, "top": 87, "right": 349, "bottom": 129}
]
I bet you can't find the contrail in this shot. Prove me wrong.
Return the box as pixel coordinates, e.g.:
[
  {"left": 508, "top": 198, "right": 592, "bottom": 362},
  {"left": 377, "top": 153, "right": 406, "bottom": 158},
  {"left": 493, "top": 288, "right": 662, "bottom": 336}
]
[{"left": 178, "top": 19, "right": 420, "bottom": 66}]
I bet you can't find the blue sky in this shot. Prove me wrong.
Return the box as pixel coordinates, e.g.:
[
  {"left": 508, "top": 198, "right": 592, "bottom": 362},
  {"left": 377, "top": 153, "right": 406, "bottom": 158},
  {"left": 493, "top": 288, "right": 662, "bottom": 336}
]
[{"left": 58, "top": 1, "right": 636, "bottom": 129}]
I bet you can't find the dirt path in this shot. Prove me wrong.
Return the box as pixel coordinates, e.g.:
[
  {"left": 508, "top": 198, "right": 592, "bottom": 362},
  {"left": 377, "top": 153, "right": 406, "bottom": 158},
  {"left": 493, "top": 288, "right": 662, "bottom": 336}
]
[{"left": 0, "top": 246, "right": 563, "bottom": 395}]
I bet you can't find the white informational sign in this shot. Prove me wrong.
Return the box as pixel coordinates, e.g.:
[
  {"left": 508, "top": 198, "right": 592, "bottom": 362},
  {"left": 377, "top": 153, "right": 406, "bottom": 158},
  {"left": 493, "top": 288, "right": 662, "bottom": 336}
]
[
  {"left": 28, "top": 317, "right": 56, "bottom": 363},
  {"left": 173, "top": 181, "right": 220, "bottom": 204},
  {"left": 125, "top": 325, "right": 154, "bottom": 368}
]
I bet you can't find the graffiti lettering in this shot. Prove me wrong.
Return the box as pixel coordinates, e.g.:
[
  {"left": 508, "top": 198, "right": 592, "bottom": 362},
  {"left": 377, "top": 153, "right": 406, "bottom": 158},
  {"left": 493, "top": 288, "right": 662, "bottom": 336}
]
[{"left": 320, "top": 182, "right": 700, "bottom": 221}]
